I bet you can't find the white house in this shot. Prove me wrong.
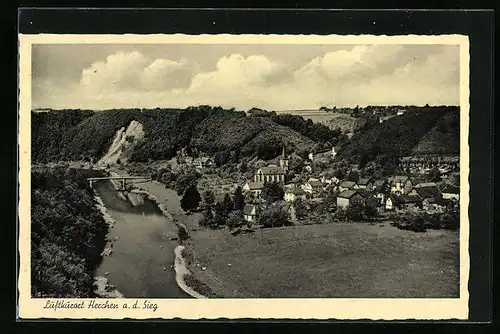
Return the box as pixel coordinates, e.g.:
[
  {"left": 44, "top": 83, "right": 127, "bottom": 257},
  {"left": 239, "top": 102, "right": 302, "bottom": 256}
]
[
  {"left": 307, "top": 152, "right": 314, "bottom": 162},
  {"left": 243, "top": 181, "right": 264, "bottom": 198},
  {"left": 385, "top": 197, "right": 394, "bottom": 210},
  {"left": 243, "top": 204, "right": 260, "bottom": 223},
  {"left": 284, "top": 187, "right": 307, "bottom": 202},
  {"left": 301, "top": 178, "right": 323, "bottom": 195},
  {"left": 389, "top": 176, "right": 413, "bottom": 195}
]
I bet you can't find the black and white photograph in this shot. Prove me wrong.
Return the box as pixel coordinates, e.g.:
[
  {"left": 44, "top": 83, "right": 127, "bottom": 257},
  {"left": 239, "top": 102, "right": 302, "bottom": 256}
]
[{"left": 18, "top": 33, "right": 470, "bottom": 320}]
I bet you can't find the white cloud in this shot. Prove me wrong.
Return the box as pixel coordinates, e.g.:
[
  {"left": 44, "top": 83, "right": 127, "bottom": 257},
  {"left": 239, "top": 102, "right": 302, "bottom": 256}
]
[
  {"left": 80, "top": 51, "right": 193, "bottom": 93},
  {"left": 33, "top": 45, "right": 460, "bottom": 110}
]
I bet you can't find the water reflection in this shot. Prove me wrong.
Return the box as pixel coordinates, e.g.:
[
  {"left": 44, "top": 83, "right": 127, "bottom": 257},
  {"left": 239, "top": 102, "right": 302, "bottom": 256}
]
[{"left": 93, "top": 180, "right": 189, "bottom": 298}]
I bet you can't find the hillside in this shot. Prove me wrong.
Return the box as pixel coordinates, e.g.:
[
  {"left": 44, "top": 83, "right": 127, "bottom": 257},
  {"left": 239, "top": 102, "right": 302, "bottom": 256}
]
[
  {"left": 337, "top": 108, "right": 460, "bottom": 165},
  {"left": 31, "top": 167, "right": 108, "bottom": 297},
  {"left": 412, "top": 110, "right": 460, "bottom": 155},
  {"left": 32, "top": 106, "right": 337, "bottom": 164},
  {"left": 323, "top": 113, "right": 366, "bottom": 134},
  {"left": 32, "top": 109, "right": 94, "bottom": 163}
]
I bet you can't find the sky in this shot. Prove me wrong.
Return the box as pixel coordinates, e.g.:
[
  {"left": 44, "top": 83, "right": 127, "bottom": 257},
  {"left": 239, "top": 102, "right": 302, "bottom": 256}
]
[{"left": 32, "top": 43, "right": 460, "bottom": 110}]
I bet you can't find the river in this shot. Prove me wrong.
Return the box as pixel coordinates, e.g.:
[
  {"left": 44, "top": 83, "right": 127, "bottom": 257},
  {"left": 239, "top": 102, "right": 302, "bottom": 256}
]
[{"left": 93, "top": 180, "right": 189, "bottom": 298}]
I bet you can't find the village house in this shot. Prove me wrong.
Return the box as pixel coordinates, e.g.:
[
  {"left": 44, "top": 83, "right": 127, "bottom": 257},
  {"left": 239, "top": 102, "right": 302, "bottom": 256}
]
[
  {"left": 392, "top": 195, "right": 423, "bottom": 210},
  {"left": 243, "top": 181, "right": 264, "bottom": 199},
  {"left": 422, "top": 197, "right": 451, "bottom": 212},
  {"left": 356, "top": 178, "right": 373, "bottom": 190},
  {"left": 320, "top": 174, "right": 339, "bottom": 186},
  {"left": 339, "top": 180, "right": 357, "bottom": 192},
  {"left": 243, "top": 204, "right": 261, "bottom": 223},
  {"left": 439, "top": 183, "right": 460, "bottom": 200},
  {"left": 389, "top": 176, "right": 413, "bottom": 195},
  {"left": 385, "top": 196, "right": 394, "bottom": 211},
  {"left": 408, "top": 182, "right": 442, "bottom": 202},
  {"left": 301, "top": 178, "right": 324, "bottom": 195},
  {"left": 284, "top": 186, "right": 307, "bottom": 203},
  {"left": 336, "top": 189, "right": 364, "bottom": 209},
  {"left": 372, "top": 180, "right": 387, "bottom": 204},
  {"left": 193, "top": 156, "right": 215, "bottom": 170}
]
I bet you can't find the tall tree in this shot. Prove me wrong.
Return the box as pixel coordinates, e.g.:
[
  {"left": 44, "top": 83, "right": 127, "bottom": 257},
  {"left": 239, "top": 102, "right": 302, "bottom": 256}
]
[
  {"left": 428, "top": 167, "right": 442, "bottom": 182},
  {"left": 180, "top": 185, "right": 201, "bottom": 212},
  {"left": 347, "top": 171, "right": 360, "bottom": 183},
  {"left": 222, "top": 193, "right": 234, "bottom": 214},
  {"left": 233, "top": 186, "right": 245, "bottom": 211},
  {"left": 202, "top": 190, "right": 215, "bottom": 209},
  {"left": 262, "top": 182, "right": 285, "bottom": 203}
]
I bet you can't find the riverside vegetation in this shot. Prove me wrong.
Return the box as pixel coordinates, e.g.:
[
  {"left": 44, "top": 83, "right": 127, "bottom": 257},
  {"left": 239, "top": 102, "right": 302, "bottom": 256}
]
[{"left": 31, "top": 167, "right": 108, "bottom": 298}]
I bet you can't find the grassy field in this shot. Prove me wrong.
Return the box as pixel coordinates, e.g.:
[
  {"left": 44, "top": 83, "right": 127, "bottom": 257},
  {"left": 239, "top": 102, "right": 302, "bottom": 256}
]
[{"left": 185, "top": 223, "right": 459, "bottom": 298}]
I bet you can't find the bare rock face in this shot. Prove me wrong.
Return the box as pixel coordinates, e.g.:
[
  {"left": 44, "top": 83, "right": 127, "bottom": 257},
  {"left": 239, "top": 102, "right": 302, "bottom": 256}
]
[{"left": 98, "top": 120, "right": 145, "bottom": 166}]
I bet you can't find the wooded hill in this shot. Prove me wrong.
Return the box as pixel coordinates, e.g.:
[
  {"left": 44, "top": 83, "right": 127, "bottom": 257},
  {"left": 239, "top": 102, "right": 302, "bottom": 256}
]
[
  {"left": 32, "top": 106, "right": 341, "bottom": 164},
  {"left": 336, "top": 106, "right": 460, "bottom": 166},
  {"left": 31, "top": 167, "right": 108, "bottom": 297}
]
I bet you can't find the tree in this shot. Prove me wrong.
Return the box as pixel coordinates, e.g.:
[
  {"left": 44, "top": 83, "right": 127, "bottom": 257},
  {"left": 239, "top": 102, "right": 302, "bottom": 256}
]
[
  {"left": 233, "top": 186, "right": 245, "bottom": 211},
  {"left": 334, "top": 168, "right": 345, "bottom": 180},
  {"left": 202, "top": 190, "right": 215, "bottom": 209},
  {"left": 180, "top": 185, "right": 201, "bottom": 212},
  {"left": 226, "top": 211, "right": 245, "bottom": 230},
  {"left": 363, "top": 201, "right": 379, "bottom": 220},
  {"left": 175, "top": 172, "right": 200, "bottom": 195},
  {"left": 258, "top": 207, "right": 289, "bottom": 228},
  {"left": 293, "top": 198, "right": 308, "bottom": 219},
  {"left": 222, "top": 193, "right": 234, "bottom": 215},
  {"left": 262, "top": 182, "right": 285, "bottom": 203},
  {"left": 428, "top": 167, "right": 441, "bottom": 182},
  {"left": 214, "top": 202, "right": 226, "bottom": 225},
  {"left": 346, "top": 202, "right": 364, "bottom": 221},
  {"left": 347, "top": 171, "right": 360, "bottom": 183}
]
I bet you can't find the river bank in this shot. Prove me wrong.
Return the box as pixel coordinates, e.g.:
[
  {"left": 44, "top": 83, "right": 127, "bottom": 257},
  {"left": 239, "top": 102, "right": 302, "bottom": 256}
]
[{"left": 105, "top": 168, "right": 208, "bottom": 298}]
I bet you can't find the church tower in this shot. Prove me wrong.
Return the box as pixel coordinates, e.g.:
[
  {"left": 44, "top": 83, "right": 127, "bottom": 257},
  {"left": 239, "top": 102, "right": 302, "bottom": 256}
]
[{"left": 279, "top": 146, "right": 289, "bottom": 172}]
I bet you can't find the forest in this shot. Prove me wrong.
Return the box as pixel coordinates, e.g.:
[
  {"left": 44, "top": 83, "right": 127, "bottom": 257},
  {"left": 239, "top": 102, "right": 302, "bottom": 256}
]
[
  {"left": 32, "top": 106, "right": 342, "bottom": 164},
  {"left": 31, "top": 167, "right": 108, "bottom": 297},
  {"left": 336, "top": 108, "right": 460, "bottom": 172}
]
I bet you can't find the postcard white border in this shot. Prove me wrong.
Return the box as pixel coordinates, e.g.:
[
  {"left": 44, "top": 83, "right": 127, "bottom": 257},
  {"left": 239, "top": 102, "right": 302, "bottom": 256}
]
[{"left": 18, "top": 33, "right": 470, "bottom": 320}]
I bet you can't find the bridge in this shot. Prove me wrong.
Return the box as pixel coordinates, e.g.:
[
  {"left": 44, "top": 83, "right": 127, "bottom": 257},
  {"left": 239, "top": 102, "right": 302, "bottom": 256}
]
[{"left": 87, "top": 176, "right": 151, "bottom": 191}]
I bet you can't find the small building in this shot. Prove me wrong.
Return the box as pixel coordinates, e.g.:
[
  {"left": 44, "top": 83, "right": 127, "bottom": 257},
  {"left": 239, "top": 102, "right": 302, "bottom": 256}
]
[
  {"left": 423, "top": 197, "right": 451, "bottom": 212},
  {"left": 339, "top": 180, "right": 356, "bottom": 192},
  {"left": 336, "top": 190, "right": 364, "bottom": 209},
  {"left": 284, "top": 187, "right": 307, "bottom": 203},
  {"left": 439, "top": 183, "right": 460, "bottom": 200},
  {"left": 243, "top": 181, "right": 264, "bottom": 198},
  {"left": 357, "top": 178, "right": 373, "bottom": 190},
  {"left": 409, "top": 183, "right": 442, "bottom": 201},
  {"left": 253, "top": 165, "right": 286, "bottom": 183},
  {"left": 393, "top": 195, "right": 423, "bottom": 210},
  {"left": 243, "top": 204, "right": 260, "bottom": 223},
  {"left": 301, "top": 178, "right": 323, "bottom": 195},
  {"left": 385, "top": 197, "right": 394, "bottom": 211},
  {"left": 193, "top": 156, "right": 215, "bottom": 170},
  {"left": 389, "top": 176, "right": 413, "bottom": 195},
  {"left": 372, "top": 180, "right": 387, "bottom": 203}
]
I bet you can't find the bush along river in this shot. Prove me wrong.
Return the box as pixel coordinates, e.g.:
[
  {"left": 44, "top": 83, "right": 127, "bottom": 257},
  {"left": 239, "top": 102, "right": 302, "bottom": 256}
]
[{"left": 92, "top": 179, "right": 190, "bottom": 298}]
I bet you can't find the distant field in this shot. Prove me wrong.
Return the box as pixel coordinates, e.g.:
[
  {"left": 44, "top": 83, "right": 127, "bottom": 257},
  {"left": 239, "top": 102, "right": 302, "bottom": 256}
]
[
  {"left": 276, "top": 110, "right": 363, "bottom": 133},
  {"left": 185, "top": 223, "right": 459, "bottom": 298}
]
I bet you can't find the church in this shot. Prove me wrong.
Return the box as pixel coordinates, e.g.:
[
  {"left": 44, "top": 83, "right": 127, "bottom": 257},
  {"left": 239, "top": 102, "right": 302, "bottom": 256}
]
[{"left": 253, "top": 147, "right": 289, "bottom": 184}]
